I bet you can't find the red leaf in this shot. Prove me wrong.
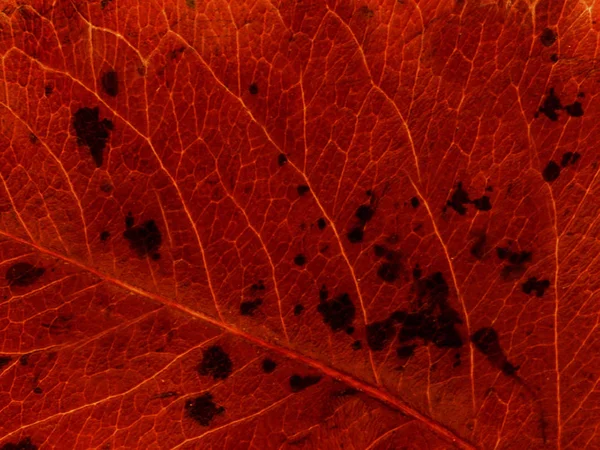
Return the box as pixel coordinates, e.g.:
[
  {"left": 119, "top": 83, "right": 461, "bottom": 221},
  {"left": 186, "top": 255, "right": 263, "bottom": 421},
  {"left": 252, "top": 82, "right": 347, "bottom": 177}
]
[{"left": 0, "top": 0, "right": 595, "bottom": 448}]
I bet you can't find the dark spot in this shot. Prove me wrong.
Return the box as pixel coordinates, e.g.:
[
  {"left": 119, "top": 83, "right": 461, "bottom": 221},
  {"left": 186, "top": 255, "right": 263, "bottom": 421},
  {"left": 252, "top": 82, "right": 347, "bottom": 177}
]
[
  {"left": 261, "top": 358, "right": 276, "bottom": 373},
  {"left": 355, "top": 205, "right": 374, "bottom": 223},
  {"left": 472, "top": 196, "right": 492, "bottom": 211},
  {"left": 123, "top": 217, "right": 162, "bottom": 258},
  {"left": 125, "top": 212, "right": 134, "bottom": 229},
  {"left": 412, "top": 266, "right": 422, "bottom": 279},
  {"left": 561, "top": 152, "right": 581, "bottom": 167},
  {"left": 522, "top": 277, "right": 551, "bottom": 297},
  {"left": 19, "top": 354, "right": 30, "bottom": 366},
  {"left": 565, "top": 101, "right": 584, "bottom": 117},
  {"left": 317, "top": 292, "right": 355, "bottom": 332},
  {"left": 293, "top": 254, "right": 306, "bottom": 266},
  {"left": 347, "top": 226, "right": 364, "bottom": 243},
  {"left": 101, "top": 70, "right": 119, "bottom": 97},
  {"left": 550, "top": 53, "right": 559, "bottom": 62},
  {"left": 6, "top": 263, "right": 45, "bottom": 287},
  {"left": 248, "top": 83, "right": 259, "bottom": 95},
  {"left": 250, "top": 280, "right": 265, "bottom": 292},
  {"left": 496, "top": 247, "right": 509, "bottom": 260},
  {"left": 44, "top": 84, "right": 53, "bottom": 96},
  {"left": 33, "top": 387, "right": 42, "bottom": 394},
  {"left": 289, "top": 374, "right": 322, "bottom": 393},
  {"left": 0, "top": 438, "right": 37, "bottom": 450},
  {"left": 72, "top": 106, "right": 113, "bottom": 168},
  {"left": 410, "top": 197, "right": 420, "bottom": 208},
  {"left": 151, "top": 253, "right": 161, "bottom": 260},
  {"left": 578, "top": 92, "right": 585, "bottom": 98},
  {"left": 240, "top": 299, "right": 262, "bottom": 316},
  {"left": 538, "top": 88, "right": 562, "bottom": 121},
  {"left": 373, "top": 244, "right": 386, "bottom": 257},
  {"left": 185, "top": 0, "right": 195, "bottom": 8},
  {"left": 508, "top": 251, "right": 532, "bottom": 265},
  {"left": 29, "top": 133, "right": 38, "bottom": 144},
  {"left": 471, "top": 327, "right": 518, "bottom": 376},
  {"left": 100, "top": 231, "right": 110, "bottom": 241},
  {"left": 345, "top": 326, "right": 354, "bottom": 335},
  {"left": 319, "top": 285, "right": 328, "bottom": 301},
  {"left": 377, "top": 262, "right": 401, "bottom": 283},
  {"left": 297, "top": 185, "right": 309, "bottom": 196},
  {"left": 0, "top": 356, "right": 10, "bottom": 369},
  {"left": 540, "top": 28, "right": 557, "bottom": 47},
  {"left": 366, "top": 318, "right": 396, "bottom": 351},
  {"left": 293, "top": 304, "right": 304, "bottom": 316},
  {"left": 396, "top": 345, "right": 416, "bottom": 358},
  {"left": 185, "top": 393, "right": 224, "bottom": 426},
  {"left": 197, "top": 345, "right": 232, "bottom": 380},
  {"left": 351, "top": 340, "right": 362, "bottom": 350},
  {"left": 501, "top": 361, "right": 519, "bottom": 376},
  {"left": 278, "top": 153, "right": 288, "bottom": 166},
  {"left": 317, "top": 218, "right": 326, "bottom": 230},
  {"left": 542, "top": 161, "right": 561, "bottom": 182},
  {"left": 365, "top": 189, "right": 373, "bottom": 196},
  {"left": 446, "top": 182, "right": 470, "bottom": 215},
  {"left": 470, "top": 233, "right": 486, "bottom": 260}
]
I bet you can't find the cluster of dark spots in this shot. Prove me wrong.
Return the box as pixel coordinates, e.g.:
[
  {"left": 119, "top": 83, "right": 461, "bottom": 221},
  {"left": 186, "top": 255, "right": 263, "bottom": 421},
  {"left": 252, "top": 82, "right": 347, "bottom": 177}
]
[
  {"left": 347, "top": 201, "right": 377, "bottom": 243},
  {"left": 261, "top": 358, "right": 277, "bottom": 373},
  {"left": 453, "top": 352, "right": 461, "bottom": 368},
  {"left": 396, "top": 344, "right": 416, "bottom": 358},
  {"left": 496, "top": 246, "right": 532, "bottom": 279},
  {"left": 33, "top": 387, "right": 42, "bottom": 394},
  {"left": 372, "top": 244, "right": 402, "bottom": 282},
  {"left": 72, "top": 106, "right": 113, "bottom": 168},
  {"left": 351, "top": 340, "right": 362, "bottom": 350},
  {"left": 470, "top": 232, "right": 487, "bottom": 260},
  {"left": 240, "top": 299, "right": 262, "bottom": 316},
  {"left": 536, "top": 88, "right": 584, "bottom": 122},
  {"left": 100, "top": 230, "right": 110, "bottom": 241},
  {"left": 197, "top": 345, "right": 232, "bottom": 380},
  {"left": 293, "top": 254, "right": 306, "bottom": 266},
  {"left": 366, "top": 317, "right": 397, "bottom": 351},
  {"left": 101, "top": 69, "right": 118, "bottom": 97},
  {"left": 293, "top": 304, "right": 304, "bottom": 316},
  {"left": 522, "top": 277, "right": 550, "bottom": 297},
  {"left": 289, "top": 374, "right": 322, "bottom": 392},
  {"left": 250, "top": 280, "right": 265, "bottom": 292},
  {"left": 6, "top": 263, "right": 45, "bottom": 287},
  {"left": 561, "top": 152, "right": 580, "bottom": 167},
  {"left": 317, "top": 218, "right": 327, "bottom": 230},
  {"left": 410, "top": 197, "right": 420, "bottom": 208},
  {"left": 471, "top": 327, "right": 519, "bottom": 376},
  {"left": 0, "top": 437, "right": 37, "bottom": 450},
  {"left": 347, "top": 227, "right": 364, "bottom": 243},
  {"left": 540, "top": 28, "right": 557, "bottom": 47},
  {"left": 296, "top": 185, "right": 310, "bottom": 196},
  {"left": 317, "top": 292, "right": 355, "bottom": 332},
  {"left": 123, "top": 213, "right": 162, "bottom": 259},
  {"left": 0, "top": 356, "right": 10, "bottom": 369},
  {"left": 445, "top": 182, "right": 492, "bottom": 216},
  {"left": 278, "top": 153, "right": 288, "bottom": 166},
  {"left": 185, "top": 393, "right": 224, "bottom": 426},
  {"left": 248, "top": 83, "right": 259, "bottom": 95}
]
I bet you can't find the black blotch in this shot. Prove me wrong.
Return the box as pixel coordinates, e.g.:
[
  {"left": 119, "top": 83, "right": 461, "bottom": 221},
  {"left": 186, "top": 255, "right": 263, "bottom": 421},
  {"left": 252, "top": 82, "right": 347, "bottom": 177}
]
[
  {"left": 543, "top": 161, "right": 561, "bottom": 182},
  {"left": 248, "top": 83, "right": 259, "bottom": 95},
  {"left": 472, "top": 196, "right": 492, "bottom": 211},
  {"left": 347, "top": 226, "right": 364, "bottom": 243},
  {"left": 565, "top": 101, "right": 584, "bottom": 117},
  {"left": 197, "top": 345, "right": 232, "bottom": 380},
  {"left": 496, "top": 247, "right": 509, "bottom": 260},
  {"left": 538, "top": 88, "right": 562, "bottom": 121},
  {"left": 319, "top": 285, "right": 328, "bottom": 301},
  {"left": 412, "top": 266, "right": 422, "bottom": 279},
  {"left": 240, "top": 299, "right": 262, "bottom": 316},
  {"left": 561, "top": 152, "right": 581, "bottom": 167},
  {"left": 365, "top": 189, "right": 373, "bottom": 196},
  {"left": 19, "top": 354, "right": 30, "bottom": 366},
  {"left": 185, "top": 393, "right": 224, "bottom": 426},
  {"left": 351, "top": 340, "right": 362, "bottom": 350},
  {"left": 446, "top": 182, "right": 470, "bottom": 215},
  {"left": 377, "top": 262, "right": 401, "bottom": 283},
  {"left": 540, "top": 28, "right": 557, "bottom": 47},
  {"left": 550, "top": 53, "right": 559, "bottom": 62},
  {"left": 151, "top": 253, "right": 161, "bottom": 260},
  {"left": 123, "top": 215, "right": 162, "bottom": 258},
  {"left": 317, "top": 218, "right": 326, "bottom": 230},
  {"left": 508, "top": 250, "right": 532, "bottom": 265},
  {"left": 72, "top": 106, "right": 113, "bottom": 168},
  {"left": 345, "top": 326, "right": 354, "bottom": 335},
  {"left": 293, "top": 254, "right": 306, "bottom": 266},
  {"left": 500, "top": 249, "right": 532, "bottom": 279},
  {"left": 289, "top": 374, "right": 322, "bottom": 393},
  {"left": 293, "top": 304, "right": 304, "bottom": 316},
  {"left": 366, "top": 318, "right": 396, "bottom": 351},
  {"left": 125, "top": 212, "right": 134, "bottom": 228},
  {"left": 262, "top": 358, "right": 276, "bottom": 373},
  {"left": 0, "top": 438, "right": 37, "bottom": 450},
  {"left": 317, "top": 292, "right": 355, "bottom": 332},
  {"left": 355, "top": 205, "right": 374, "bottom": 223},
  {"left": 100, "top": 230, "right": 110, "bottom": 241},
  {"left": 522, "top": 277, "right": 551, "bottom": 297},
  {"left": 470, "top": 233, "right": 486, "bottom": 259},
  {"left": 250, "top": 280, "right": 265, "bottom": 292},
  {"left": 410, "top": 197, "right": 420, "bottom": 208},
  {"left": 396, "top": 344, "right": 416, "bottom": 358},
  {"left": 6, "top": 263, "right": 45, "bottom": 287},
  {"left": 33, "top": 387, "right": 42, "bottom": 394},
  {"left": 297, "top": 185, "right": 310, "bottom": 196},
  {"left": 44, "top": 84, "right": 53, "bottom": 96},
  {"left": 101, "top": 70, "right": 119, "bottom": 97},
  {"left": 278, "top": 153, "right": 288, "bottom": 166},
  {"left": 373, "top": 244, "right": 386, "bottom": 258},
  {"left": 471, "top": 327, "right": 518, "bottom": 376},
  {"left": 0, "top": 356, "right": 10, "bottom": 369}
]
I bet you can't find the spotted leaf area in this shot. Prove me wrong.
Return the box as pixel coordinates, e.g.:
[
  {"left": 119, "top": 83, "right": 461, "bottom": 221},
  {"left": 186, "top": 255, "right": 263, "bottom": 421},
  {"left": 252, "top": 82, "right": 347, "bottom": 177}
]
[{"left": 0, "top": 1, "right": 596, "bottom": 449}]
